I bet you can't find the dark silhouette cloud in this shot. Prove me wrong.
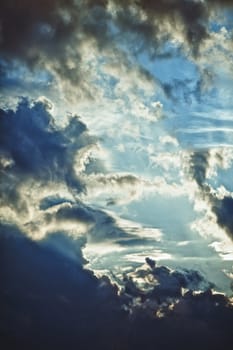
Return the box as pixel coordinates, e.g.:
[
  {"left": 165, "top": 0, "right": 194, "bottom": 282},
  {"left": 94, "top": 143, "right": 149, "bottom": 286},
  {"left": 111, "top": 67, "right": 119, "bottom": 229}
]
[
  {"left": 0, "top": 1, "right": 78, "bottom": 65},
  {"left": 1, "top": 225, "right": 233, "bottom": 350},
  {"left": 0, "top": 223, "right": 123, "bottom": 349},
  {"left": 0, "top": 98, "right": 96, "bottom": 212}
]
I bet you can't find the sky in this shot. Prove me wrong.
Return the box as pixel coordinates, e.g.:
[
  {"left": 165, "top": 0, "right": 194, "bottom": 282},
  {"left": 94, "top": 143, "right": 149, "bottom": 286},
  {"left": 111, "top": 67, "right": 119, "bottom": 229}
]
[{"left": 1, "top": 1, "right": 233, "bottom": 349}]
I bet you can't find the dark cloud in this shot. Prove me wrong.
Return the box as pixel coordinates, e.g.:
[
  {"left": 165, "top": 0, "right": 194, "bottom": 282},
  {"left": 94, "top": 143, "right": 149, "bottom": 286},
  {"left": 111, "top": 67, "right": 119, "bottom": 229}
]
[
  {"left": 114, "top": 0, "right": 209, "bottom": 57},
  {"left": 0, "top": 0, "right": 119, "bottom": 89},
  {"left": 0, "top": 0, "right": 232, "bottom": 104},
  {"left": 207, "top": 0, "right": 233, "bottom": 6},
  {"left": 0, "top": 223, "right": 123, "bottom": 349},
  {"left": 55, "top": 204, "right": 94, "bottom": 224},
  {"left": 188, "top": 150, "right": 233, "bottom": 240},
  {"left": 0, "top": 98, "right": 146, "bottom": 243},
  {"left": 1, "top": 228, "right": 233, "bottom": 350},
  {"left": 212, "top": 196, "right": 233, "bottom": 239},
  {"left": 0, "top": 98, "right": 96, "bottom": 212},
  {"left": 189, "top": 150, "right": 209, "bottom": 187},
  {"left": 0, "top": 0, "right": 78, "bottom": 63},
  {"left": 0, "top": 0, "right": 229, "bottom": 87}
]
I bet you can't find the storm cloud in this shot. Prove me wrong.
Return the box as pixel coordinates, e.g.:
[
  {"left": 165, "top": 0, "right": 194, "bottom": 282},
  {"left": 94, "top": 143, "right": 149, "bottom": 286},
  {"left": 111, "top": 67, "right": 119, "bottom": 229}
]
[{"left": 1, "top": 225, "right": 233, "bottom": 350}]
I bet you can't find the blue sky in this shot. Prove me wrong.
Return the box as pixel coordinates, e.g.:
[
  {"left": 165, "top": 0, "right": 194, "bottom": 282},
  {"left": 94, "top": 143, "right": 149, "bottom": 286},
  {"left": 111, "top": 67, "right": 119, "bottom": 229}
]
[{"left": 1, "top": 1, "right": 233, "bottom": 348}]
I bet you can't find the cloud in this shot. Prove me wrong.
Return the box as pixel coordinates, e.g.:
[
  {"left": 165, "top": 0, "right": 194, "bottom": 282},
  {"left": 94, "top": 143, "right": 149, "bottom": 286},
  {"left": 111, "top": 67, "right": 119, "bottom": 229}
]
[
  {"left": 207, "top": 0, "right": 233, "bottom": 6},
  {"left": 0, "top": 98, "right": 168, "bottom": 244},
  {"left": 121, "top": 257, "right": 214, "bottom": 301},
  {"left": 0, "top": 0, "right": 113, "bottom": 102},
  {"left": 1, "top": 225, "right": 233, "bottom": 350},
  {"left": 110, "top": 0, "right": 211, "bottom": 56},
  {"left": 0, "top": 98, "right": 119, "bottom": 242},
  {"left": 0, "top": 98, "right": 97, "bottom": 217},
  {"left": 0, "top": 98, "right": 87, "bottom": 177},
  {"left": 82, "top": 173, "right": 144, "bottom": 205},
  {"left": 0, "top": 0, "right": 233, "bottom": 117},
  {"left": 189, "top": 151, "right": 209, "bottom": 187},
  {"left": 187, "top": 149, "right": 233, "bottom": 241},
  {"left": 0, "top": 0, "right": 206, "bottom": 61},
  {"left": 1, "top": 0, "right": 232, "bottom": 112},
  {"left": 81, "top": 171, "right": 187, "bottom": 207},
  {"left": 1, "top": 3, "right": 233, "bottom": 348},
  {"left": 212, "top": 196, "right": 233, "bottom": 239},
  {"left": 0, "top": 0, "right": 229, "bottom": 91},
  {"left": 0, "top": 223, "right": 124, "bottom": 348}
]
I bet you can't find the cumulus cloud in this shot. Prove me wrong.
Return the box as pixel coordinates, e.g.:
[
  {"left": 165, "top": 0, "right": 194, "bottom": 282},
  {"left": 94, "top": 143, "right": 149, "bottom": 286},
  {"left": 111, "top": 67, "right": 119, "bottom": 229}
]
[
  {"left": 0, "top": 98, "right": 119, "bottom": 242},
  {"left": 0, "top": 0, "right": 208, "bottom": 62},
  {"left": 0, "top": 98, "right": 162, "bottom": 245},
  {"left": 0, "top": 223, "right": 123, "bottom": 348},
  {"left": 0, "top": 97, "right": 91, "bottom": 179},
  {"left": 212, "top": 196, "right": 233, "bottom": 239},
  {"left": 187, "top": 148, "right": 233, "bottom": 241},
  {"left": 0, "top": 98, "right": 96, "bottom": 219},
  {"left": 0, "top": 0, "right": 231, "bottom": 100},
  {"left": 1, "top": 0, "right": 232, "bottom": 118},
  {"left": 1, "top": 229, "right": 233, "bottom": 350},
  {"left": 2, "top": 2, "right": 233, "bottom": 348},
  {"left": 121, "top": 257, "right": 214, "bottom": 299},
  {"left": 0, "top": 98, "right": 170, "bottom": 246}
]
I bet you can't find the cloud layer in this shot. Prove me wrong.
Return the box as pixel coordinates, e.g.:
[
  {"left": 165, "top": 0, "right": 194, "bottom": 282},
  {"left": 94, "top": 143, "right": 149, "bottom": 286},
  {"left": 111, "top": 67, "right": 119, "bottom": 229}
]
[
  {"left": 1, "top": 1, "right": 233, "bottom": 349},
  {"left": 0, "top": 0, "right": 232, "bottom": 101},
  {"left": 1, "top": 225, "right": 233, "bottom": 350}
]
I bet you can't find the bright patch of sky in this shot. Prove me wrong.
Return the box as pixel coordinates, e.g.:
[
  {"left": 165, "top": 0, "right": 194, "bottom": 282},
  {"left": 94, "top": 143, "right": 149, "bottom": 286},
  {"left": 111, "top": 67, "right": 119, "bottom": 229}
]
[{"left": 76, "top": 30, "right": 233, "bottom": 294}]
